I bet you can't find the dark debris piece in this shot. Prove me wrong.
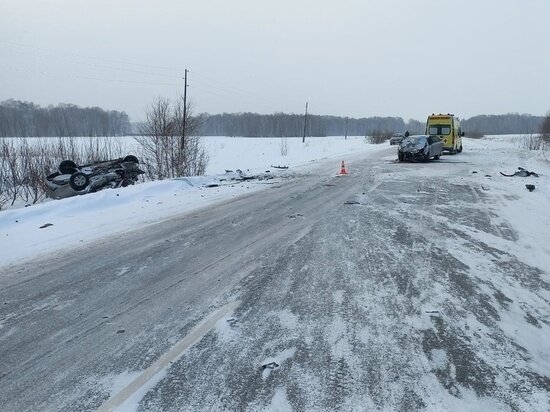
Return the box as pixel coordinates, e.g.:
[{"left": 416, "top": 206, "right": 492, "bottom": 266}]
[
  {"left": 262, "top": 362, "right": 280, "bottom": 370},
  {"left": 526, "top": 184, "right": 535, "bottom": 192},
  {"left": 500, "top": 167, "right": 539, "bottom": 177},
  {"left": 344, "top": 200, "right": 361, "bottom": 205},
  {"left": 39, "top": 223, "right": 53, "bottom": 229}
]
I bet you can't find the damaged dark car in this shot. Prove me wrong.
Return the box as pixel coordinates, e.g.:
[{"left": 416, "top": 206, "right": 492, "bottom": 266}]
[
  {"left": 45, "top": 155, "right": 145, "bottom": 199},
  {"left": 397, "top": 135, "right": 443, "bottom": 162}
]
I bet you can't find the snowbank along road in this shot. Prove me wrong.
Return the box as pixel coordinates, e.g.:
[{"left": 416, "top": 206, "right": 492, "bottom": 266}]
[{"left": 1, "top": 140, "right": 549, "bottom": 411}]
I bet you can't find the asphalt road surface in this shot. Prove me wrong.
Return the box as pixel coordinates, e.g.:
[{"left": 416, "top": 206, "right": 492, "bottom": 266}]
[{"left": 1, "top": 148, "right": 549, "bottom": 411}]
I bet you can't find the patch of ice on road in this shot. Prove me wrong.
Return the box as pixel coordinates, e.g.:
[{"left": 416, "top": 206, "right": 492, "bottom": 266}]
[
  {"left": 333, "top": 289, "right": 345, "bottom": 304},
  {"left": 261, "top": 347, "right": 296, "bottom": 380},
  {"left": 52, "top": 298, "right": 76, "bottom": 311},
  {"left": 0, "top": 326, "right": 17, "bottom": 339},
  {"left": 429, "top": 348, "right": 450, "bottom": 370},
  {"left": 92, "top": 370, "right": 161, "bottom": 412},
  {"left": 266, "top": 387, "right": 292, "bottom": 411},
  {"left": 327, "top": 315, "right": 351, "bottom": 359},
  {"left": 418, "top": 373, "right": 507, "bottom": 412},
  {"left": 115, "top": 369, "right": 169, "bottom": 412},
  {"left": 277, "top": 309, "right": 298, "bottom": 330},
  {"left": 498, "top": 308, "right": 550, "bottom": 378},
  {"left": 100, "top": 371, "right": 141, "bottom": 398},
  {"left": 214, "top": 315, "right": 239, "bottom": 343}
]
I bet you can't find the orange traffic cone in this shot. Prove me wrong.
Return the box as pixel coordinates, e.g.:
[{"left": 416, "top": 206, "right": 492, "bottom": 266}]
[{"left": 339, "top": 160, "right": 348, "bottom": 175}]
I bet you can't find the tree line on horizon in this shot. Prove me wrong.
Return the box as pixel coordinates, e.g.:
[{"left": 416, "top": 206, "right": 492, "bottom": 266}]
[
  {"left": 199, "top": 112, "right": 546, "bottom": 137},
  {"left": 198, "top": 112, "right": 425, "bottom": 137},
  {"left": 0, "top": 99, "right": 131, "bottom": 137},
  {"left": 0, "top": 99, "right": 546, "bottom": 137}
]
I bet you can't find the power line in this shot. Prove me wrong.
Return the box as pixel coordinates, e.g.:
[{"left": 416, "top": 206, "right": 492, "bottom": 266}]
[
  {"left": 192, "top": 72, "right": 298, "bottom": 107},
  {"left": 0, "top": 40, "right": 307, "bottom": 113},
  {"left": 0, "top": 41, "right": 304, "bottom": 106},
  {"left": 0, "top": 63, "right": 180, "bottom": 87},
  {"left": 0, "top": 46, "right": 181, "bottom": 80},
  {"left": 0, "top": 40, "right": 185, "bottom": 73},
  {"left": 190, "top": 84, "right": 296, "bottom": 113}
]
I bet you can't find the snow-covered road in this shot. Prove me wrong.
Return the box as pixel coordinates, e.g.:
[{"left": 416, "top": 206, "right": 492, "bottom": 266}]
[{"left": 1, "top": 138, "right": 549, "bottom": 411}]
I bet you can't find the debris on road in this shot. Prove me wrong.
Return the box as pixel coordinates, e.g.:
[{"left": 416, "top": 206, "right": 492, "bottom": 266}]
[
  {"left": 526, "top": 184, "right": 536, "bottom": 192},
  {"left": 261, "top": 362, "right": 280, "bottom": 370},
  {"left": 500, "top": 167, "right": 539, "bottom": 177},
  {"left": 216, "top": 169, "right": 276, "bottom": 184},
  {"left": 39, "top": 223, "right": 53, "bottom": 229},
  {"left": 270, "top": 165, "right": 289, "bottom": 169}
]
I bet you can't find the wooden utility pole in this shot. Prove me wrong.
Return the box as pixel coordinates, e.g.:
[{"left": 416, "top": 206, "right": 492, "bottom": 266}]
[
  {"left": 182, "top": 69, "right": 188, "bottom": 149},
  {"left": 302, "top": 101, "right": 308, "bottom": 143},
  {"left": 345, "top": 117, "right": 349, "bottom": 140}
]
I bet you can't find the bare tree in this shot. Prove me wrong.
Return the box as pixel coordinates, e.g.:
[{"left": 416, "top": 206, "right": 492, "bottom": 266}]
[
  {"left": 135, "top": 97, "right": 208, "bottom": 180},
  {"left": 0, "top": 139, "right": 13, "bottom": 209},
  {"left": 541, "top": 111, "right": 550, "bottom": 142},
  {"left": 540, "top": 111, "right": 550, "bottom": 158},
  {"left": 368, "top": 129, "right": 392, "bottom": 144},
  {"left": 280, "top": 137, "right": 288, "bottom": 156},
  {"left": 518, "top": 133, "right": 542, "bottom": 151}
]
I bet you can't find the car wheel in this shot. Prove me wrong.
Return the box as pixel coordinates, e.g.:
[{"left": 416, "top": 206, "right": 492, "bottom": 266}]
[
  {"left": 59, "top": 160, "right": 77, "bottom": 174},
  {"left": 69, "top": 172, "right": 90, "bottom": 191},
  {"left": 398, "top": 151, "right": 404, "bottom": 162},
  {"left": 123, "top": 155, "right": 139, "bottom": 163},
  {"left": 433, "top": 155, "right": 440, "bottom": 160},
  {"left": 457, "top": 145, "right": 463, "bottom": 153}
]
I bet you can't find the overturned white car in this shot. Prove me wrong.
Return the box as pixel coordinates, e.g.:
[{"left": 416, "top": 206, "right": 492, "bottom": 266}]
[{"left": 45, "top": 156, "right": 144, "bottom": 199}]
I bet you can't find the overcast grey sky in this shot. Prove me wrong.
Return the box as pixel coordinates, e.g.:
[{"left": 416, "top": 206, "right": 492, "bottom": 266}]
[{"left": 1, "top": 0, "right": 549, "bottom": 122}]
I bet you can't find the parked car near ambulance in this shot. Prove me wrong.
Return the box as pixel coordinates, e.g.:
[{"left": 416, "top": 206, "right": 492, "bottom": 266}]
[{"left": 389, "top": 131, "right": 409, "bottom": 145}]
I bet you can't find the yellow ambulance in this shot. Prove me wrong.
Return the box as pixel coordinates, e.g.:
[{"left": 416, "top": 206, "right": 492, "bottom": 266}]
[{"left": 425, "top": 114, "right": 464, "bottom": 154}]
